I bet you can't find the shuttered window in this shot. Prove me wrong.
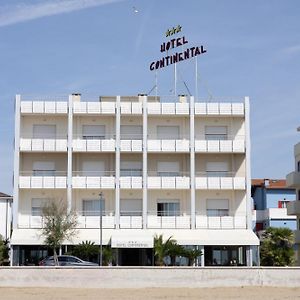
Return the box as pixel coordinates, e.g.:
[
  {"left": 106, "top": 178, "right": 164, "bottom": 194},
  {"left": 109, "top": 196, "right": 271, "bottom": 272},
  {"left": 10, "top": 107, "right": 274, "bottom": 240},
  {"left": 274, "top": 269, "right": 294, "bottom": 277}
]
[
  {"left": 206, "top": 199, "right": 229, "bottom": 216},
  {"left": 157, "top": 126, "right": 180, "bottom": 139},
  {"left": 205, "top": 126, "right": 227, "bottom": 140},
  {"left": 82, "top": 125, "right": 106, "bottom": 140},
  {"left": 33, "top": 125, "right": 56, "bottom": 139}
]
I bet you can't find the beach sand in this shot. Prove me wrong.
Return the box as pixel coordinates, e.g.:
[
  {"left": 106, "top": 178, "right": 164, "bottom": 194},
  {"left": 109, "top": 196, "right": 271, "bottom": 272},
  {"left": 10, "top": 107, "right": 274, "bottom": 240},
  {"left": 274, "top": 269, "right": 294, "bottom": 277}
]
[{"left": 0, "top": 287, "right": 299, "bottom": 300}]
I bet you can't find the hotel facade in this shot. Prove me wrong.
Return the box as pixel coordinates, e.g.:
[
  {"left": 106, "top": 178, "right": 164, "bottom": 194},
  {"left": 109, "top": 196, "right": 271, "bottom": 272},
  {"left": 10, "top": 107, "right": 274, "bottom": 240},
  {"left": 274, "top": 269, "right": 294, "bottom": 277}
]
[{"left": 11, "top": 94, "right": 259, "bottom": 266}]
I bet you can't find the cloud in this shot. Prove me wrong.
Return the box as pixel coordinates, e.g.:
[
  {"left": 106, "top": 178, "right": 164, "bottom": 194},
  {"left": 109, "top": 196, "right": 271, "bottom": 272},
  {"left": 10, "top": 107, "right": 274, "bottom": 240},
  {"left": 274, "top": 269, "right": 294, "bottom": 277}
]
[
  {"left": 281, "top": 44, "right": 300, "bottom": 55},
  {"left": 0, "top": 0, "right": 123, "bottom": 27}
]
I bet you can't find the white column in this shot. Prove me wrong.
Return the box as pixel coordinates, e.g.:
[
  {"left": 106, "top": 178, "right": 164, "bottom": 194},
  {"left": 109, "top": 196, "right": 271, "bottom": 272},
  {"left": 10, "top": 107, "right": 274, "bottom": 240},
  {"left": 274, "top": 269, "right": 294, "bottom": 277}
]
[
  {"left": 199, "top": 245, "right": 205, "bottom": 267},
  {"left": 13, "top": 94, "right": 21, "bottom": 229},
  {"left": 142, "top": 95, "right": 148, "bottom": 228},
  {"left": 245, "top": 97, "right": 252, "bottom": 230},
  {"left": 67, "top": 95, "right": 73, "bottom": 212},
  {"left": 115, "top": 96, "right": 121, "bottom": 228},
  {"left": 246, "top": 246, "right": 253, "bottom": 266},
  {"left": 190, "top": 96, "right": 195, "bottom": 229}
]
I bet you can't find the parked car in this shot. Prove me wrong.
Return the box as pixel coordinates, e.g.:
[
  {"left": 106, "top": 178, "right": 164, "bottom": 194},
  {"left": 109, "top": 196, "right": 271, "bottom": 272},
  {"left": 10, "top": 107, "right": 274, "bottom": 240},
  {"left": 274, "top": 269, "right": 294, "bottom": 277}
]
[{"left": 39, "top": 255, "right": 98, "bottom": 266}]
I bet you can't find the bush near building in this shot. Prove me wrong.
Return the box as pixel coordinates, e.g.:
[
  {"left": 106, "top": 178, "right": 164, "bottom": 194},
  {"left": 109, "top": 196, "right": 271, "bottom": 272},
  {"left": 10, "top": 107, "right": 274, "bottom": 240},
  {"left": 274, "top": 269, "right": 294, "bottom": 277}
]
[{"left": 0, "top": 235, "right": 9, "bottom": 266}]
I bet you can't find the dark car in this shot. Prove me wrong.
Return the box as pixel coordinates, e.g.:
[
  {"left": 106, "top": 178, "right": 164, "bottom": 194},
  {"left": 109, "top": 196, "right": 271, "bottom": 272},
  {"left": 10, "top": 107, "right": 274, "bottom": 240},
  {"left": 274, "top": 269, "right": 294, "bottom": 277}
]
[{"left": 39, "top": 255, "right": 98, "bottom": 266}]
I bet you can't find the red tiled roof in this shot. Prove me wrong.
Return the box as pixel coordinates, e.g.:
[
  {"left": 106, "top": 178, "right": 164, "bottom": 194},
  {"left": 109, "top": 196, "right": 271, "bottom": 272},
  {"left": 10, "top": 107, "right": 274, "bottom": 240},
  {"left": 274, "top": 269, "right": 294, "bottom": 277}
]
[{"left": 251, "top": 179, "right": 291, "bottom": 189}]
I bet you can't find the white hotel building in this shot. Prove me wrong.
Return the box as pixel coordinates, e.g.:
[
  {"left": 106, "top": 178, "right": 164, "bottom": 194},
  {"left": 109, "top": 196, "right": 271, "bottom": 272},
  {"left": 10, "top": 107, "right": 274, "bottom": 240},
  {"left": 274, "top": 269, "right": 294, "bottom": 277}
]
[{"left": 11, "top": 94, "right": 259, "bottom": 266}]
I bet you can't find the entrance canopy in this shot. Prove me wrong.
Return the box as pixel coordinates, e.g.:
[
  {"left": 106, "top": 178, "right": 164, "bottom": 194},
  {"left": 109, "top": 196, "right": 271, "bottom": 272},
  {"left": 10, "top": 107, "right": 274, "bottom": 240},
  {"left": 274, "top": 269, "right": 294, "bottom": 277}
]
[{"left": 111, "top": 231, "right": 153, "bottom": 248}]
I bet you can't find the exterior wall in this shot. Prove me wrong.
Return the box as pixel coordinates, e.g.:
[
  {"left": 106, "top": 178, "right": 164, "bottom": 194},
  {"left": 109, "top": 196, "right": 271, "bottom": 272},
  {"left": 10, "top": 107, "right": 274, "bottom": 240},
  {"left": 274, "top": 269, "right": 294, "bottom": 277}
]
[
  {"left": 194, "top": 116, "right": 245, "bottom": 138},
  {"left": 0, "top": 199, "right": 12, "bottom": 240},
  {"left": 269, "top": 220, "right": 297, "bottom": 230},
  {"left": 195, "top": 190, "right": 246, "bottom": 215},
  {"left": 266, "top": 189, "right": 296, "bottom": 208},
  {"left": 73, "top": 153, "right": 115, "bottom": 172}
]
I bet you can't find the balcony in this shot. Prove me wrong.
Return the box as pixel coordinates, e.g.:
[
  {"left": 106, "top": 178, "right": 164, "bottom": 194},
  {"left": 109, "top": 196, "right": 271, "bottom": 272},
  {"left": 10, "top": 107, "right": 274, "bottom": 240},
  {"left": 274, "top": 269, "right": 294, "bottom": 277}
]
[
  {"left": 287, "top": 201, "right": 300, "bottom": 216},
  {"left": 19, "top": 171, "right": 67, "bottom": 189},
  {"left": 77, "top": 211, "right": 115, "bottom": 229},
  {"left": 147, "top": 102, "right": 189, "bottom": 115},
  {"left": 72, "top": 136, "right": 115, "bottom": 152},
  {"left": 20, "top": 101, "right": 68, "bottom": 114},
  {"left": 294, "top": 142, "right": 300, "bottom": 157},
  {"left": 120, "top": 212, "right": 143, "bottom": 229},
  {"left": 73, "top": 102, "right": 115, "bottom": 114},
  {"left": 195, "top": 172, "right": 246, "bottom": 190},
  {"left": 147, "top": 134, "right": 190, "bottom": 152},
  {"left": 195, "top": 215, "right": 247, "bottom": 229},
  {"left": 120, "top": 102, "right": 142, "bottom": 114},
  {"left": 147, "top": 172, "right": 190, "bottom": 189},
  {"left": 286, "top": 171, "right": 300, "bottom": 188},
  {"left": 195, "top": 136, "right": 245, "bottom": 153},
  {"left": 20, "top": 136, "right": 67, "bottom": 152},
  {"left": 120, "top": 134, "right": 142, "bottom": 152},
  {"left": 72, "top": 171, "right": 115, "bottom": 189},
  {"left": 147, "top": 211, "right": 191, "bottom": 229},
  {"left": 194, "top": 102, "right": 244, "bottom": 116}
]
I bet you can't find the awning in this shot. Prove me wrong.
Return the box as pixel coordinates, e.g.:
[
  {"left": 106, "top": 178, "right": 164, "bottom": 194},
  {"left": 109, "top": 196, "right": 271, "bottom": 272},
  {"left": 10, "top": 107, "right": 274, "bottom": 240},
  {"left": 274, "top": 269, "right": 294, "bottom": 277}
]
[
  {"left": 111, "top": 230, "right": 154, "bottom": 248},
  {"left": 11, "top": 229, "right": 259, "bottom": 247},
  {"left": 10, "top": 229, "right": 114, "bottom": 246}
]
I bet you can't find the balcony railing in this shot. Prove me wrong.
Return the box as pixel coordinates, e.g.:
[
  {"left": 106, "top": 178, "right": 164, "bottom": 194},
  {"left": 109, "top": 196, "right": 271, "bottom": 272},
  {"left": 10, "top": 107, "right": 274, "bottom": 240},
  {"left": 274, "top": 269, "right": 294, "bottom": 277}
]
[
  {"left": 194, "top": 102, "right": 244, "bottom": 115},
  {"left": 147, "top": 172, "right": 190, "bottom": 189},
  {"left": 147, "top": 135, "right": 190, "bottom": 152},
  {"left": 147, "top": 211, "right": 191, "bottom": 229},
  {"left": 195, "top": 172, "right": 246, "bottom": 190},
  {"left": 120, "top": 134, "right": 143, "bottom": 152},
  {"left": 77, "top": 211, "right": 115, "bottom": 229},
  {"left": 20, "top": 100, "right": 68, "bottom": 114},
  {"left": 195, "top": 135, "right": 245, "bottom": 153},
  {"left": 195, "top": 215, "right": 247, "bottom": 229},
  {"left": 72, "top": 171, "right": 115, "bottom": 189},
  {"left": 19, "top": 171, "right": 67, "bottom": 188},
  {"left": 120, "top": 211, "right": 143, "bottom": 229},
  {"left": 20, "top": 134, "right": 68, "bottom": 152},
  {"left": 73, "top": 101, "right": 116, "bottom": 114}
]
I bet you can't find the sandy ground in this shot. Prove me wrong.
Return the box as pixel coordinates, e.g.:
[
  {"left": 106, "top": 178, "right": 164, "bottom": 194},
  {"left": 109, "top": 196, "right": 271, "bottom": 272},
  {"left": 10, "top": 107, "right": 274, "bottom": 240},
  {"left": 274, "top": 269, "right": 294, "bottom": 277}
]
[{"left": 0, "top": 287, "right": 299, "bottom": 300}]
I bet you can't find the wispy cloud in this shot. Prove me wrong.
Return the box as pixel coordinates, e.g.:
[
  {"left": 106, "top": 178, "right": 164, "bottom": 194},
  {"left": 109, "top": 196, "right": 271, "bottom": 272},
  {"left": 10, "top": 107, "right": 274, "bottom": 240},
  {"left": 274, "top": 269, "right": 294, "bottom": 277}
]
[
  {"left": 0, "top": 0, "right": 123, "bottom": 27},
  {"left": 281, "top": 44, "right": 300, "bottom": 55}
]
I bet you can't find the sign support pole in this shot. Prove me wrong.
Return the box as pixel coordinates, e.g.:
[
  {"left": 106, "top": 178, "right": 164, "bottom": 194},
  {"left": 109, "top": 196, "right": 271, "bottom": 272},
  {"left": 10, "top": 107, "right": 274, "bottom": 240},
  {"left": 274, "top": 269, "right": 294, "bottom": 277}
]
[{"left": 174, "top": 63, "right": 177, "bottom": 97}]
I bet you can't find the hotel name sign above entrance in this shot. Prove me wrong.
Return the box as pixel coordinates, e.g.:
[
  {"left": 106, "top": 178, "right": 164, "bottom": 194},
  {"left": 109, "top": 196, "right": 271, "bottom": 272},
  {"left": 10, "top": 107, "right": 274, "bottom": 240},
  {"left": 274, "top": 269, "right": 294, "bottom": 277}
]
[{"left": 149, "top": 25, "right": 207, "bottom": 71}]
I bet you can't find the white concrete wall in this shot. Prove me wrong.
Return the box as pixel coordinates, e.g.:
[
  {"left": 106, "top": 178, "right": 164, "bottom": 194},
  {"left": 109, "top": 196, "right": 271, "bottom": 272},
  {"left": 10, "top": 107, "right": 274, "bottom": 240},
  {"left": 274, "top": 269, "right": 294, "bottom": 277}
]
[
  {"left": 194, "top": 116, "right": 245, "bottom": 138},
  {"left": 0, "top": 200, "right": 12, "bottom": 240},
  {"left": 21, "top": 115, "right": 68, "bottom": 137},
  {"left": 195, "top": 190, "right": 246, "bottom": 215},
  {"left": 0, "top": 267, "right": 299, "bottom": 288}
]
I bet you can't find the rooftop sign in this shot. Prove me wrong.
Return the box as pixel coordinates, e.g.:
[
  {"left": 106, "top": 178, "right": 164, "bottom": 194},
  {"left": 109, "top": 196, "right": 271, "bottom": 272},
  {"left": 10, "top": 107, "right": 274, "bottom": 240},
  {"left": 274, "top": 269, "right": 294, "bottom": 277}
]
[{"left": 150, "top": 25, "right": 207, "bottom": 71}]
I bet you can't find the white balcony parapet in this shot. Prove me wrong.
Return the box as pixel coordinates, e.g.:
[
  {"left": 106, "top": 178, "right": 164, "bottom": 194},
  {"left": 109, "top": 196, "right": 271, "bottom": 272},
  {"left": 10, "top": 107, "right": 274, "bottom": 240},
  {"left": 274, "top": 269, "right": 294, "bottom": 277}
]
[
  {"left": 194, "top": 102, "right": 244, "bottom": 116},
  {"left": 72, "top": 173, "right": 115, "bottom": 189},
  {"left": 72, "top": 138, "right": 115, "bottom": 152},
  {"left": 19, "top": 173, "right": 67, "bottom": 189},
  {"left": 120, "top": 140, "right": 143, "bottom": 152},
  {"left": 77, "top": 211, "right": 115, "bottom": 229},
  {"left": 147, "top": 174, "right": 190, "bottom": 189},
  {"left": 120, "top": 102, "right": 142, "bottom": 114},
  {"left": 20, "top": 138, "right": 67, "bottom": 152},
  {"left": 20, "top": 101, "right": 68, "bottom": 114},
  {"left": 147, "top": 213, "right": 191, "bottom": 229},
  {"left": 147, "top": 102, "right": 189, "bottom": 115},
  {"left": 195, "top": 136, "right": 245, "bottom": 153},
  {"left": 286, "top": 171, "right": 300, "bottom": 188},
  {"left": 195, "top": 215, "right": 247, "bottom": 229},
  {"left": 120, "top": 176, "right": 143, "bottom": 189},
  {"left": 120, "top": 214, "right": 143, "bottom": 229},
  {"left": 147, "top": 139, "right": 190, "bottom": 152},
  {"left": 73, "top": 102, "right": 116, "bottom": 114},
  {"left": 195, "top": 173, "right": 246, "bottom": 190}
]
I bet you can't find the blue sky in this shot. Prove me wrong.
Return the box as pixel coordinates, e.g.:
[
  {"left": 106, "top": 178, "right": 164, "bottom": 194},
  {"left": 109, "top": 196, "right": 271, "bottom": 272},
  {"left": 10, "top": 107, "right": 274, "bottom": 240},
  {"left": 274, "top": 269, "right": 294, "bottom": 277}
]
[{"left": 0, "top": 0, "right": 299, "bottom": 194}]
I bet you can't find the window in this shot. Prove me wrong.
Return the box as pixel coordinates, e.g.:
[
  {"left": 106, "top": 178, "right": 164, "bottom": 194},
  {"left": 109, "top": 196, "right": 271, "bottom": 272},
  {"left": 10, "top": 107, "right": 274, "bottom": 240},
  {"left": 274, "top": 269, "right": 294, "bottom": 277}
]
[
  {"left": 297, "top": 161, "right": 300, "bottom": 172},
  {"left": 33, "top": 125, "right": 56, "bottom": 139},
  {"left": 206, "top": 199, "right": 229, "bottom": 216},
  {"left": 120, "top": 125, "right": 142, "bottom": 140},
  {"left": 206, "top": 162, "right": 229, "bottom": 177},
  {"left": 82, "top": 199, "right": 105, "bottom": 216},
  {"left": 157, "top": 161, "right": 180, "bottom": 176},
  {"left": 32, "top": 161, "right": 55, "bottom": 176},
  {"left": 120, "top": 199, "right": 142, "bottom": 216},
  {"left": 120, "top": 161, "right": 142, "bottom": 176},
  {"left": 157, "top": 200, "right": 180, "bottom": 216},
  {"left": 82, "top": 161, "right": 105, "bottom": 176},
  {"left": 82, "top": 125, "right": 105, "bottom": 140},
  {"left": 205, "top": 126, "right": 227, "bottom": 140},
  {"left": 31, "top": 198, "right": 48, "bottom": 216},
  {"left": 157, "top": 126, "right": 180, "bottom": 139}
]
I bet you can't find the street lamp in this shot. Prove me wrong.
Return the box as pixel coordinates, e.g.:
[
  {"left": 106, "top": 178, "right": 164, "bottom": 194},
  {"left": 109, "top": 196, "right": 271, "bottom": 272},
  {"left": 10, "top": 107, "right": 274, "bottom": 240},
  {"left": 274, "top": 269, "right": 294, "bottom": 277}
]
[{"left": 99, "top": 192, "right": 104, "bottom": 266}]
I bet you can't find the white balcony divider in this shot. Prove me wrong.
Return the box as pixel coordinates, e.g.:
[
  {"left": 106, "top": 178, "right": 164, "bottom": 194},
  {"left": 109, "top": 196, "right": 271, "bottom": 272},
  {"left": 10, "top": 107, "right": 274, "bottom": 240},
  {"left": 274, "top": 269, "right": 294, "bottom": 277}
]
[
  {"left": 195, "top": 174, "right": 246, "bottom": 190},
  {"left": 73, "top": 102, "right": 115, "bottom": 114},
  {"left": 194, "top": 102, "right": 244, "bottom": 116},
  {"left": 21, "top": 101, "right": 68, "bottom": 114},
  {"left": 147, "top": 213, "right": 190, "bottom": 229},
  {"left": 195, "top": 215, "right": 247, "bottom": 229},
  {"left": 20, "top": 138, "right": 67, "bottom": 152}
]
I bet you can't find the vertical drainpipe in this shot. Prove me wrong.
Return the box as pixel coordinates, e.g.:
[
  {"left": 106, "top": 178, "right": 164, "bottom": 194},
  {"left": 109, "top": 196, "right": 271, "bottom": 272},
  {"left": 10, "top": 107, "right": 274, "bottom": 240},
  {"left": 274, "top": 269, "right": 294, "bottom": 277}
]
[
  {"left": 190, "top": 96, "right": 195, "bottom": 229},
  {"left": 115, "top": 96, "right": 121, "bottom": 228},
  {"left": 13, "top": 95, "right": 21, "bottom": 230},
  {"left": 67, "top": 95, "right": 73, "bottom": 213},
  {"left": 245, "top": 96, "right": 254, "bottom": 266},
  {"left": 142, "top": 95, "right": 148, "bottom": 229}
]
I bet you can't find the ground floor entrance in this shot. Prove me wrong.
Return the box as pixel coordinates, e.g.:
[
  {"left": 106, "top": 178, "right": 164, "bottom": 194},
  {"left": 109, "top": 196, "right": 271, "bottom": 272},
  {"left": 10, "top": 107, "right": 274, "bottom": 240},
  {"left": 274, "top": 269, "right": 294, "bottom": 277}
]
[{"left": 117, "top": 248, "right": 153, "bottom": 266}]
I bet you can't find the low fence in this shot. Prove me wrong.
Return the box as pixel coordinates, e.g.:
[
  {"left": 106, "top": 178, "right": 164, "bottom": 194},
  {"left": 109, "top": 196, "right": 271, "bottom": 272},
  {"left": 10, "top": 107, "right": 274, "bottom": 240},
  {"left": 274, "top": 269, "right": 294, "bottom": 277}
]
[{"left": 0, "top": 267, "right": 299, "bottom": 288}]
